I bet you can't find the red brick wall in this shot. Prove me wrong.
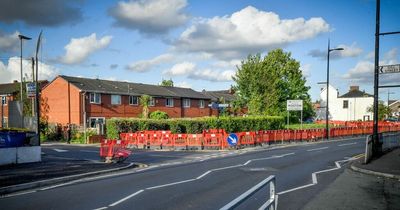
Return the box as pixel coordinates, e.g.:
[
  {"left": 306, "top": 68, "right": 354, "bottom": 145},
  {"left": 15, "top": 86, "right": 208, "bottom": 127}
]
[
  {"left": 41, "top": 77, "right": 81, "bottom": 125},
  {"left": 0, "top": 95, "right": 14, "bottom": 127}
]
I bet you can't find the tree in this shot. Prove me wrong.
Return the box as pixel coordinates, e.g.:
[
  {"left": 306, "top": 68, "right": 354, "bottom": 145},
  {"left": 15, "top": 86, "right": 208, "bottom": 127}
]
[
  {"left": 140, "top": 95, "right": 151, "bottom": 119},
  {"left": 160, "top": 79, "right": 174, "bottom": 87},
  {"left": 367, "top": 101, "right": 391, "bottom": 121},
  {"left": 233, "top": 49, "right": 314, "bottom": 121}
]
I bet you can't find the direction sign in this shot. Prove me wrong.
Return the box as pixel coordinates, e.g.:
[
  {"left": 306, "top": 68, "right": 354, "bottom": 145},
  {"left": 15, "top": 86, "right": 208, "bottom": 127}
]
[
  {"left": 26, "top": 82, "right": 36, "bottom": 98},
  {"left": 287, "top": 100, "right": 303, "bottom": 111},
  {"left": 227, "top": 133, "right": 238, "bottom": 146},
  {"left": 379, "top": 64, "right": 400, "bottom": 74}
]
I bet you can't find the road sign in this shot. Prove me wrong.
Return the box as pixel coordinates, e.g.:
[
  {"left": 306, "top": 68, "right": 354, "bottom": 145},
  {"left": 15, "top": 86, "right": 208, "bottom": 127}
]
[
  {"left": 227, "top": 133, "right": 238, "bottom": 146},
  {"left": 379, "top": 64, "right": 400, "bottom": 74},
  {"left": 287, "top": 100, "right": 303, "bottom": 111},
  {"left": 26, "top": 82, "right": 36, "bottom": 98}
]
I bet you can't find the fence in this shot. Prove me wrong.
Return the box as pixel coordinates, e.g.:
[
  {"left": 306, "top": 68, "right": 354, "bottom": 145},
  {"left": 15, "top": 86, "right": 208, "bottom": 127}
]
[{"left": 364, "top": 131, "right": 400, "bottom": 163}]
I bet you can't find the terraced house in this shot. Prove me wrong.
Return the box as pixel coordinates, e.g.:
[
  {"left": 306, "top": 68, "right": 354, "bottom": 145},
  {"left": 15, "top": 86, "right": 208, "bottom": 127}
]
[{"left": 41, "top": 75, "right": 214, "bottom": 130}]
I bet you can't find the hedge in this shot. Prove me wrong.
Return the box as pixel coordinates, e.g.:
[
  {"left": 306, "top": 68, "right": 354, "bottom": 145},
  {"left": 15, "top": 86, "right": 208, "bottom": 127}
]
[{"left": 106, "top": 116, "right": 285, "bottom": 139}]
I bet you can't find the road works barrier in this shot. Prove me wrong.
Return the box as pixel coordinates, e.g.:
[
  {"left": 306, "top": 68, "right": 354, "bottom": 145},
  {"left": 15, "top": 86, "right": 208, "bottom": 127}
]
[{"left": 117, "top": 123, "right": 400, "bottom": 150}]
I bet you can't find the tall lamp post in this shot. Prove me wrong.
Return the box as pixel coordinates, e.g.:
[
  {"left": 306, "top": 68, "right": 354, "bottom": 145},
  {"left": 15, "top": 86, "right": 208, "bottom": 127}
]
[
  {"left": 18, "top": 34, "right": 32, "bottom": 128},
  {"left": 326, "top": 39, "right": 344, "bottom": 140}
]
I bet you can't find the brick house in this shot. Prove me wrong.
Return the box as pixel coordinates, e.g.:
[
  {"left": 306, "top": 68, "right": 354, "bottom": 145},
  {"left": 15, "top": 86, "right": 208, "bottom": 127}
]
[{"left": 41, "top": 75, "right": 214, "bottom": 129}]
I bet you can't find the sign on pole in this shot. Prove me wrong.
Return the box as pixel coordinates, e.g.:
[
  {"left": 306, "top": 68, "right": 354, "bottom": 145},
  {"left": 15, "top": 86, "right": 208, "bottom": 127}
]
[
  {"left": 26, "top": 82, "right": 36, "bottom": 98},
  {"left": 287, "top": 100, "right": 303, "bottom": 111},
  {"left": 227, "top": 133, "right": 238, "bottom": 146},
  {"left": 379, "top": 64, "right": 400, "bottom": 74}
]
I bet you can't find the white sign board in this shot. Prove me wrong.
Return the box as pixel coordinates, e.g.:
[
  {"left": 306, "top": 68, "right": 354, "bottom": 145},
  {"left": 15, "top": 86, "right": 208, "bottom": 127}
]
[
  {"left": 287, "top": 100, "right": 303, "bottom": 111},
  {"left": 379, "top": 64, "right": 400, "bottom": 74},
  {"left": 26, "top": 82, "right": 36, "bottom": 98}
]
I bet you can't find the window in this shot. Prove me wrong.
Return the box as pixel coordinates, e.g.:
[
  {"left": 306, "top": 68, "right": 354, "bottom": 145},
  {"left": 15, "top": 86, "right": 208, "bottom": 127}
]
[
  {"left": 166, "top": 98, "right": 174, "bottom": 107},
  {"left": 183, "top": 99, "right": 191, "bottom": 108},
  {"left": 1, "top": 96, "right": 6, "bottom": 105},
  {"left": 90, "top": 93, "right": 101, "bottom": 104},
  {"left": 199, "top": 100, "right": 205, "bottom": 108},
  {"left": 89, "top": 117, "right": 105, "bottom": 128},
  {"left": 111, "top": 95, "right": 121, "bottom": 105},
  {"left": 2, "top": 117, "right": 8, "bottom": 128},
  {"left": 149, "top": 97, "right": 155, "bottom": 106},
  {"left": 343, "top": 100, "right": 349, "bottom": 109},
  {"left": 129, "top": 96, "right": 138, "bottom": 105}
]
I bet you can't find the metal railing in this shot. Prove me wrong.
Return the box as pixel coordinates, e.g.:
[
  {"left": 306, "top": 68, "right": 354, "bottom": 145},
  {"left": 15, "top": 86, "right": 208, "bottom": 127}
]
[{"left": 219, "top": 175, "right": 277, "bottom": 210}]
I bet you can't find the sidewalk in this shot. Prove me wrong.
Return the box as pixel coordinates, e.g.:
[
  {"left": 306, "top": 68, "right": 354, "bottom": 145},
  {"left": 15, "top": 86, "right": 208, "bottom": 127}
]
[{"left": 303, "top": 148, "right": 400, "bottom": 210}]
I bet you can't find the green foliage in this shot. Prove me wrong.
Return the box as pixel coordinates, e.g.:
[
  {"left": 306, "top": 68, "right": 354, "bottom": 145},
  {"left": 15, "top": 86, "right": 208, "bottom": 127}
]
[
  {"left": 140, "top": 95, "right": 151, "bottom": 119},
  {"left": 149, "top": 110, "right": 169, "bottom": 119},
  {"left": 106, "top": 116, "right": 284, "bottom": 139},
  {"left": 160, "top": 79, "right": 174, "bottom": 87},
  {"left": 232, "top": 49, "right": 315, "bottom": 121},
  {"left": 367, "top": 101, "right": 391, "bottom": 121}
]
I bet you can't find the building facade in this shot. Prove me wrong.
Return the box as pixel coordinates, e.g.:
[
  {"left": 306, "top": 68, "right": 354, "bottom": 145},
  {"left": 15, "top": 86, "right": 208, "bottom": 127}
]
[
  {"left": 41, "top": 75, "right": 214, "bottom": 129},
  {"left": 317, "top": 85, "right": 374, "bottom": 121}
]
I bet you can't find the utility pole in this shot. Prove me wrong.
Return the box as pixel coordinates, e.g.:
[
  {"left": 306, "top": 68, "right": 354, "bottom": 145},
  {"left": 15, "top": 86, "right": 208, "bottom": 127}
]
[
  {"left": 18, "top": 34, "right": 31, "bottom": 128},
  {"left": 31, "top": 57, "right": 35, "bottom": 117},
  {"left": 372, "top": 0, "right": 381, "bottom": 155}
]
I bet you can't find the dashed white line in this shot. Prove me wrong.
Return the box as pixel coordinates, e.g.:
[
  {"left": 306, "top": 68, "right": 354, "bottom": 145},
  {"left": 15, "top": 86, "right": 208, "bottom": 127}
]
[
  {"left": 307, "top": 147, "right": 329, "bottom": 152},
  {"left": 338, "top": 142, "right": 357, "bottom": 147},
  {"left": 108, "top": 190, "right": 144, "bottom": 207}
]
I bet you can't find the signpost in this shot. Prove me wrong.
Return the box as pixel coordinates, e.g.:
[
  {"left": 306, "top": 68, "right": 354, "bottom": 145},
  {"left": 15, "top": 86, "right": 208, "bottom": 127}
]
[
  {"left": 227, "top": 133, "right": 238, "bottom": 146},
  {"left": 26, "top": 82, "right": 36, "bottom": 98},
  {"left": 286, "top": 100, "right": 303, "bottom": 129},
  {"left": 379, "top": 64, "right": 400, "bottom": 74}
]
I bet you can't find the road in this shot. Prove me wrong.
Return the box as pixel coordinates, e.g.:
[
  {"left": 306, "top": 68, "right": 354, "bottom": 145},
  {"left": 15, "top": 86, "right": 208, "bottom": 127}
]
[{"left": 1, "top": 137, "right": 365, "bottom": 210}]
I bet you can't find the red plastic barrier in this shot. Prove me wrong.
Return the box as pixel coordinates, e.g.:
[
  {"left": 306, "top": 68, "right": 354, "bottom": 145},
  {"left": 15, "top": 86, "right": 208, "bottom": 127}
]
[
  {"left": 174, "top": 134, "right": 187, "bottom": 147},
  {"left": 203, "top": 133, "right": 224, "bottom": 148},
  {"left": 187, "top": 134, "right": 203, "bottom": 147}
]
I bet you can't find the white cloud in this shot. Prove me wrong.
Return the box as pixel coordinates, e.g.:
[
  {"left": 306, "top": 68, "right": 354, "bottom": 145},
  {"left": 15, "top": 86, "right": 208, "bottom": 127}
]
[
  {"left": 189, "top": 69, "right": 235, "bottom": 82},
  {"left": 60, "top": 33, "right": 112, "bottom": 64},
  {"left": 163, "top": 61, "right": 195, "bottom": 76},
  {"left": 174, "top": 6, "right": 330, "bottom": 59},
  {"left": 300, "top": 63, "right": 311, "bottom": 77},
  {"left": 0, "top": 31, "right": 19, "bottom": 53},
  {"left": 0, "top": 57, "right": 58, "bottom": 83},
  {"left": 127, "top": 53, "right": 174, "bottom": 72},
  {"left": 109, "top": 0, "right": 188, "bottom": 34},
  {"left": 175, "top": 81, "right": 192, "bottom": 88},
  {"left": 308, "top": 42, "right": 363, "bottom": 59}
]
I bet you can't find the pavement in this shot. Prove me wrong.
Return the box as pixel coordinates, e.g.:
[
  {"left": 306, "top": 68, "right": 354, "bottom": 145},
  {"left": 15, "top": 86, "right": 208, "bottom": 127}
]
[{"left": 303, "top": 148, "right": 400, "bottom": 210}]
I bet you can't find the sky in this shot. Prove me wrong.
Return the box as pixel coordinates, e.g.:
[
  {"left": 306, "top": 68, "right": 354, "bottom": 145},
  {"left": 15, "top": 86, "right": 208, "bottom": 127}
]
[{"left": 0, "top": 0, "right": 399, "bottom": 102}]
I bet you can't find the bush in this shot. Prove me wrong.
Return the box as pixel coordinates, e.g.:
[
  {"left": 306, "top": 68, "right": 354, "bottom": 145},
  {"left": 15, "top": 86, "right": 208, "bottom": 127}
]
[
  {"left": 106, "top": 116, "right": 284, "bottom": 139},
  {"left": 149, "top": 110, "right": 169, "bottom": 120}
]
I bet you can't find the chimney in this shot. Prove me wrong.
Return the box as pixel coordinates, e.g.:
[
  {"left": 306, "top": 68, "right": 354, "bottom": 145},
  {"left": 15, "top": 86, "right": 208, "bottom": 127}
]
[{"left": 350, "top": 86, "right": 359, "bottom": 91}]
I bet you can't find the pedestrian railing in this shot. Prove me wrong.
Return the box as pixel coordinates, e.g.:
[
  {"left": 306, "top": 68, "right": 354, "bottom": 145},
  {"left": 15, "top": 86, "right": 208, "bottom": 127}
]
[{"left": 219, "top": 175, "right": 276, "bottom": 210}]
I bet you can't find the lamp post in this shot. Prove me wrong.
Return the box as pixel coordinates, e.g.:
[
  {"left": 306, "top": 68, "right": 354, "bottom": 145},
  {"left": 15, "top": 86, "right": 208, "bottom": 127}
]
[
  {"left": 326, "top": 39, "right": 344, "bottom": 140},
  {"left": 18, "top": 34, "right": 32, "bottom": 128}
]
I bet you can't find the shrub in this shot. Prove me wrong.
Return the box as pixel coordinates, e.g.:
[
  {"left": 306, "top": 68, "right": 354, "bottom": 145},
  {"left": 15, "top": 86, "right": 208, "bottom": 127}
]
[
  {"left": 106, "top": 116, "right": 284, "bottom": 139},
  {"left": 149, "top": 111, "right": 169, "bottom": 120}
]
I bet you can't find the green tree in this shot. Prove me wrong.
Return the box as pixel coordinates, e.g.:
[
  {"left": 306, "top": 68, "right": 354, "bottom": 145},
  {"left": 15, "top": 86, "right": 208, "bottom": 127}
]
[
  {"left": 367, "top": 101, "right": 391, "bottom": 121},
  {"left": 233, "top": 49, "right": 314, "bottom": 121},
  {"left": 140, "top": 95, "right": 151, "bottom": 119},
  {"left": 160, "top": 79, "right": 174, "bottom": 87},
  {"left": 149, "top": 110, "right": 169, "bottom": 119}
]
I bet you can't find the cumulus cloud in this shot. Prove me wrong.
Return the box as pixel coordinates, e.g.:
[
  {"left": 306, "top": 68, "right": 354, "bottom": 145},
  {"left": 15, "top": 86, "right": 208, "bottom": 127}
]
[
  {"left": 127, "top": 54, "right": 174, "bottom": 72},
  {"left": 0, "top": 31, "right": 20, "bottom": 53},
  {"left": 0, "top": 57, "right": 58, "bottom": 83},
  {"left": 174, "top": 6, "right": 330, "bottom": 59},
  {"left": 163, "top": 62, "right": 234, "bottom": 82},
  {"left": 342, "top": 48, "right": 400, "bottom": 84},
  {"left": 308, "top": 42, "right": 363, "bottom": 59},
  {"left": 0, "top": 0, "right": 82, "bottom": 26},
  {"left": 300, "top": 64, "right": 311, "bottom": 78},
  {"left": 60, "top": 33, "right": 112, "bottom": 65},
  {"left": 109, "top": 0, "right": 188, "bottom": 34}
]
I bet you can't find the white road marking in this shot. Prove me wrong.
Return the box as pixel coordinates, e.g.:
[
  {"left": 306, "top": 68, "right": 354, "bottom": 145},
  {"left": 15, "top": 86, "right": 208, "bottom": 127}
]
[
  {"left": 108, "top": 190, "right": 144, "bottom": 207},
  {"left": 196, "top": 171, "right": 212, "bottom": 179},
  {"left": 93, "top": 207, "right": 108, "bottom": 210},
  {"left": 53, "top": 149, "right": 68, "bottom": 152},
  {"left": 338, "top": 142, "right": 357, "bottom": 147},
  {"left": 307, "top": 147, "right": 329, "bottom": 152},
  {"left": 146, "top": 179, "right": 197, "bottom": 190}
]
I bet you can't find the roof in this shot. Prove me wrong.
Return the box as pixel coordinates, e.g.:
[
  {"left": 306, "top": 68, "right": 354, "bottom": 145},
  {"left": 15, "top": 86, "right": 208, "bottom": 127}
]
[
  {"left": 202, "top": 90, "right": 236, "bottom": 103},
  {"left": 0, "top": 82, "right": 18, "bottom": 95},
  {"left": 339, "top": 89, "right": 373, "bottom": 98},
  {"left": 389, "top": 100, "right": 400, "bottom": 107},
  {"left": 59, "top": 75, "right": 210, "bottom": 99}
]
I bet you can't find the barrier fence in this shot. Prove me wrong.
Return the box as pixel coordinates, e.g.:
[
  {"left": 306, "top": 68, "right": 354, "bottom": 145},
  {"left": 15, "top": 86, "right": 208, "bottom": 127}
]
[{"left": 111, "top": 123, "right": 400, "bottom": 150}]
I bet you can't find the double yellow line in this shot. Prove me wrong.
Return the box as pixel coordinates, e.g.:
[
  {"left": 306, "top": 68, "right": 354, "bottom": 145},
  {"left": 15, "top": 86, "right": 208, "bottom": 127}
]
[{"left": 352, "top": 153, "right": 365, "bottom": 159}]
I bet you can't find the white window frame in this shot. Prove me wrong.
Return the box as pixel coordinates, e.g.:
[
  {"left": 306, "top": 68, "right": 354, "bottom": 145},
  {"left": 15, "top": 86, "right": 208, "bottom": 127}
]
[
  {"left": 166, "top": 98, "right": 174, "bottom": 107},
  {"left": 89, "top": 117, "right": 105, "bottom": 128},
  {"left": 199, "top": 99, "right": 205, "bottom": 108},
  {"left": 90, "top": 93, "right": 101, "bottom": 104},
  {"left": 111, "top": 95, "right": 121, "bottom": 105},
  {"left": 129, "top": 95, "right": 138, "bottom": 105},
  {"left": 1, "top": 96, "right": 6, "bottom": 105},
  {"left": 2, "top": 117, "right": 8, "bottom": 128},
  {"left": 149, "top": 97, "right": 155, "bottom": 106},
  {"left": 183, "top": 99, "right": 191, "bottom": 108}
]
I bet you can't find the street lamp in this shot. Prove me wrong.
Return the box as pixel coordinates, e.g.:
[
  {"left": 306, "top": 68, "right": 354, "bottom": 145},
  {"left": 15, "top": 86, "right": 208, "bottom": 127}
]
[
  {"left": 18, "top": 34, "right": 32, "bottom": 128},
  {"left": 326, "top": 39, "right": 344, "bottom": 140}
]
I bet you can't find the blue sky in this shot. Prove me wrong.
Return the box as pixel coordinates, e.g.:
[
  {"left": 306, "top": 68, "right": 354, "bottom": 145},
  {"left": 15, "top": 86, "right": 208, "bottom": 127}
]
[{"left": 0, "top": 0, "right": 399, "bottom": 101}]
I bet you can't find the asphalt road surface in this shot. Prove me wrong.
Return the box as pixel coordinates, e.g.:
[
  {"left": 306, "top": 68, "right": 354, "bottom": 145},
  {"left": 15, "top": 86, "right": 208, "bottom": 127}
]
[{"left": 1, "top": 137, "right": 365, "bottom": 210}]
